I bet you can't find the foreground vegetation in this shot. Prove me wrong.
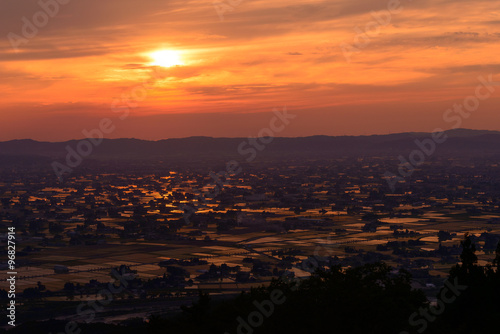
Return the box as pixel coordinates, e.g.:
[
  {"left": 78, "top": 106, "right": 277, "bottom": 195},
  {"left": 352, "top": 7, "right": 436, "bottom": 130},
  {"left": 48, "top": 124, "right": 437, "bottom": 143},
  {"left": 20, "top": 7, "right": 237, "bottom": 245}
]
[{"left": 4, "top": 235, "right": 499, "bottom": 334}]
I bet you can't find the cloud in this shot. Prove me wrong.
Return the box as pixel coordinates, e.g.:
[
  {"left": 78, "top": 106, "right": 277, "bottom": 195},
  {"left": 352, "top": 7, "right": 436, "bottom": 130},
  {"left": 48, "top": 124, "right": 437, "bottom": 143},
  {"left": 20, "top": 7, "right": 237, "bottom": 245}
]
[{"left": 1, "top": 0, "right": 500, "bottom": 139}]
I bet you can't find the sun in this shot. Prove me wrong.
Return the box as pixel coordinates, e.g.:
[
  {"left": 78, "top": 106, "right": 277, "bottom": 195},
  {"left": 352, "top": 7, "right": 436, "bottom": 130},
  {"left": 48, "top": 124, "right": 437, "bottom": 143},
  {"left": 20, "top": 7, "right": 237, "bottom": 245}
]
[{"left": 149, "top": 50, "right": 183, "bottom": 67}]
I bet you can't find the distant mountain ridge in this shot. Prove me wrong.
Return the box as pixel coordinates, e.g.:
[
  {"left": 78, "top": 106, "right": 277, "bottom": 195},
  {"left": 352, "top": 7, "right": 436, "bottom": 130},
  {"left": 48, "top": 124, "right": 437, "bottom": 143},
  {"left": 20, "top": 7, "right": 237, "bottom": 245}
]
[{"left": 1, "top": 129, "right": 500, "bottom": 162}]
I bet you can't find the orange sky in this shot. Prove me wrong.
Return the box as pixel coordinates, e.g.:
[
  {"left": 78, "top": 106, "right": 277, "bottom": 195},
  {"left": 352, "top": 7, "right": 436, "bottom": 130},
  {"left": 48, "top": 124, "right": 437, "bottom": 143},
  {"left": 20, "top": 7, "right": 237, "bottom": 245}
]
[{"left": 1, "top": 0, "right": 500, "bottom": 141}]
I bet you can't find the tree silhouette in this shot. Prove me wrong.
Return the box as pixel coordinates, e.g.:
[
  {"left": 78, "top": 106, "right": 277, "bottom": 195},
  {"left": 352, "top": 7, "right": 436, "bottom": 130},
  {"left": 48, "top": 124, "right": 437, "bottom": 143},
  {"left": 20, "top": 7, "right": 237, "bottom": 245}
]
[{"left": 430, "top": 235, "right": 500, "bottom": 333}]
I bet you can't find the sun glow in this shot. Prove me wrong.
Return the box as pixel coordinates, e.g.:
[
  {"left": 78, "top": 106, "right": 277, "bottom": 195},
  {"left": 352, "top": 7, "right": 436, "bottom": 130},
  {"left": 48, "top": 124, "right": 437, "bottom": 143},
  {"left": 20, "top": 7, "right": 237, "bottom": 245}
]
[{"left": 149, "top": 50, "right": 183, "bottom": 67}]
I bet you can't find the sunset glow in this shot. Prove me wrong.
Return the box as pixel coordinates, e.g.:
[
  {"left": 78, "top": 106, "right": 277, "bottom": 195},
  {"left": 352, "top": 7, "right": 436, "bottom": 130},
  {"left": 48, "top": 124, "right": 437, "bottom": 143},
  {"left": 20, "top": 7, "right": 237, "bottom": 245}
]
[
  {"left": 2, "top": 2, "right": 500, "bottom": 329},
  {"left": 0, "top": 0, "right": 499, "bottom": 141},
  {"left": 149, "top": 50, "right": 184, "bottom": 68}
]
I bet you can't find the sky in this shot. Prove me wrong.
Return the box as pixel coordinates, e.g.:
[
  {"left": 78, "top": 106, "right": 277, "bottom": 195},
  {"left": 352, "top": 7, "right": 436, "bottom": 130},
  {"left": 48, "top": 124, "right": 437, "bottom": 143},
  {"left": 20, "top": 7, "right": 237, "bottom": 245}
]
[{"left": 1, "top": 0, "right": 500, "bottom": 141}]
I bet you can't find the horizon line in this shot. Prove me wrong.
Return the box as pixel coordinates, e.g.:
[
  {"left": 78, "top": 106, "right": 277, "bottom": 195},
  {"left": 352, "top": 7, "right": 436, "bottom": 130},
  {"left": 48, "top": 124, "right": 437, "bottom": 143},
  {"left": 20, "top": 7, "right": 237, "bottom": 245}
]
[{"left": 2, "top": 128, "right": 499, "bottom": 143}]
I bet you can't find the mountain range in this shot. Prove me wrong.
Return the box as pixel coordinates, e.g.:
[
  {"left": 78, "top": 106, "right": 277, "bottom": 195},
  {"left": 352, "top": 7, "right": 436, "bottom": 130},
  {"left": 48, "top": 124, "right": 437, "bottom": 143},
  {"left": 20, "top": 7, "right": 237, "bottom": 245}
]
[{"left": 1, "top": 129, "right": 500, "bottom": 163}]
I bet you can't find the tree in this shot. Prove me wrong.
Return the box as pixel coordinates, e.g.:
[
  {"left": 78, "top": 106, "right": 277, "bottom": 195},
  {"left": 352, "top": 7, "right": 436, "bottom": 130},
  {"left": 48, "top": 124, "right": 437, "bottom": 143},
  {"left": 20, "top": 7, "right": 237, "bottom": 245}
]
[
  {"left": 437, "top": 230, "right": 452, "bottom": 242},
  {"left": 493, "top": 241, "right": 500, "bottom": 271},
  {"left": 180, "top": 290, "right": 211, "bottom": 324},
  {"left": 459, "top": 233, "right": 478, "bottom": 269},
  {"left": 430, "top": 235, "right": 499, "bottom": 333}
]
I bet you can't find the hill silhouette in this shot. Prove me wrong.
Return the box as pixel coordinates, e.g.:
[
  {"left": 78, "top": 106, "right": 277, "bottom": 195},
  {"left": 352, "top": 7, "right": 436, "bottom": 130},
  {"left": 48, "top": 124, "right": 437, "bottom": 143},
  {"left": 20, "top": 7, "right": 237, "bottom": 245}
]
[{"left": 1, "top": 129, "right": 500, "bottom": 163}]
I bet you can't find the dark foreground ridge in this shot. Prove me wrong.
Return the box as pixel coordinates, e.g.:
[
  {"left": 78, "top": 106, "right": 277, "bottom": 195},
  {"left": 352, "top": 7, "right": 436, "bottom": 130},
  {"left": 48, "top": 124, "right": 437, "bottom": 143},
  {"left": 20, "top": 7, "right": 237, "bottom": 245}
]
[{"left": 2, "top": 235, "right": 499, "bottom": 334}]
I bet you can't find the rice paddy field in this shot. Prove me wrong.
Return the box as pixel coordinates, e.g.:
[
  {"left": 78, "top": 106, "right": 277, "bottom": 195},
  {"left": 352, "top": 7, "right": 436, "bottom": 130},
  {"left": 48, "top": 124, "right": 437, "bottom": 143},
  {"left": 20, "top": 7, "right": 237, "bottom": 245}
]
[{"left": 4, "top": 208, "right": 499, "bottom": 294}]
